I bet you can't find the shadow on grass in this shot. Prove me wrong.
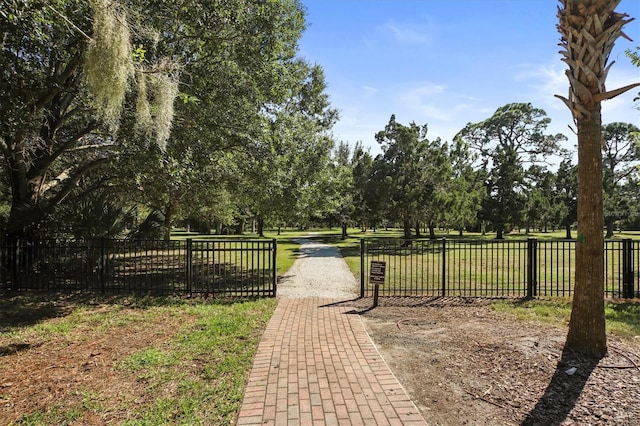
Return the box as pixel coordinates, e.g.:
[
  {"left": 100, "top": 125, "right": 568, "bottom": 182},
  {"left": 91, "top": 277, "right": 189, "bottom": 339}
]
[
  {"left": 0, "top": 291, "right": 262, "bottom": 333},
  {"left": 0, "top": 293, "right": 73, "bottom": 333},
  {"left": 522, "top": 349, "right": 599, "bottom": 426}
]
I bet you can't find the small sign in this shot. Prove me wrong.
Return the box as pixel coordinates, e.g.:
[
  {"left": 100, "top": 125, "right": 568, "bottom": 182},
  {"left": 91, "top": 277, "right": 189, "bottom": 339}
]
[{"left": 370, "top": 260, "right": 386, "bottom": 286}]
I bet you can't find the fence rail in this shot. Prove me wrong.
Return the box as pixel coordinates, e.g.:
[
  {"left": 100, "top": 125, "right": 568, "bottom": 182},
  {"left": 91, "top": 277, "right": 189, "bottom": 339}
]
[
  {"left": 360, "top": 238, "right": 639, "bottom": 299},
  {"left": 0, "top": 238, "right": 277, "bottom": 297}
]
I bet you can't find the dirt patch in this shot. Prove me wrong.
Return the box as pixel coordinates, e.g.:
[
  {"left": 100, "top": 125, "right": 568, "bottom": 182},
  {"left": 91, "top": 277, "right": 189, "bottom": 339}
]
[
  {"left": 0, "top": 302, "right": 196, "bottom": 425},
  {"left": 352, "top": 297, "right": 640, "bottom": 426}
]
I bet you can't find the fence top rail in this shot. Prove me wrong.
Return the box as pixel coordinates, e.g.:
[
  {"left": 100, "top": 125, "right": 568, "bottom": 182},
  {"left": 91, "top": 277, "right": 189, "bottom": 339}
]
[
  {"left": 189, "top": 239, "right": 275, "bottom": 243},
  {"left": 362, "top": 238, "right": 552, "bottom": 244},
  {"left": 0, "top": 237, "right": 276, "bottom": 244},
  {"left": 361, "top": 238, "right": 635, "bottom": 244}
]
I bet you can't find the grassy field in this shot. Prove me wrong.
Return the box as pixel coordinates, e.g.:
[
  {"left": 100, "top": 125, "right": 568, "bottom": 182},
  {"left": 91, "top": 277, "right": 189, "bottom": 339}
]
[{"left": 172, "top": 229, "right": 306, "bottom": 277}]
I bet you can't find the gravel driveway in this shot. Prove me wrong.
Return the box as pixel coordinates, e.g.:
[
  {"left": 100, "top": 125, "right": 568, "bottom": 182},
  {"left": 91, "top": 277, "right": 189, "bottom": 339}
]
[{"left": 276, "top": 237, "right": 359, "bottom": 299}]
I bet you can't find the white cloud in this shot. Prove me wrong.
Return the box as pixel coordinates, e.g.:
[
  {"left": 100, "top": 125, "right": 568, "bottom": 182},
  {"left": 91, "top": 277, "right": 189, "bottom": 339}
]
[
  {"left": 512, "top": 61, "right": 569, "bottom": 111},
  {"left": 454, "top": 103, "right": 474, "bottom": 112},
  {"left": 397, "top": 84, "right": 450, "bottom": 121},
  {"left": 362, "top": 85, "right": 378, "bottom": 97},
  {"left": 382, "top": 20, "right": 432, "bottom": 44}
]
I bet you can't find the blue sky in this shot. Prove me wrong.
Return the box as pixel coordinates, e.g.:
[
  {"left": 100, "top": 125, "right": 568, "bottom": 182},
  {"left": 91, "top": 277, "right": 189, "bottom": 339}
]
[{"left": 298, "top": 0, "right": 640, "bottom": 157}]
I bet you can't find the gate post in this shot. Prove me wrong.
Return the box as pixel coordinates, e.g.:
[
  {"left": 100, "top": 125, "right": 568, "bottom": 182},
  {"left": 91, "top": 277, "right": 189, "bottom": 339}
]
[
  {"left": 272, "top": 238, "right": 278, "bottom": 297},
  {"left": 186, "top": 238, "right": 192, "bottom": 295},
  {"left": 441, "top": 238, "right": 446, "bottom": 297},
  {"left": 527, "top": 238, "right": 538, "bottom": 298},
  {"left": 360, "top": 239, "right": 365, "bottom": 297},
  {"left": 622, "top": 239, "right": 634, "bottom": 299}
]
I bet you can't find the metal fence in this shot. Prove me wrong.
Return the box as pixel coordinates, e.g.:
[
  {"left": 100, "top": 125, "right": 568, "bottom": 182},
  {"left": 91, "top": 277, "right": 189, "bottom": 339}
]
[
  {"left": 360, "top": 238, "right": 639, "bottom": 299},
  {"left": 0, "top": 238, "right": 277, "bottom": 297}
]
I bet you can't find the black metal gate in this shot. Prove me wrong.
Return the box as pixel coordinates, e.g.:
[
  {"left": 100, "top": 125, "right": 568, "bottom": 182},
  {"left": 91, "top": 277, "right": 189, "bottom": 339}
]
[
  {"left": 186, "top": 239, "right": 277, "bottom": 296},
  {"left": 0, "top": 238, "right": 277, "bottom": 297}
]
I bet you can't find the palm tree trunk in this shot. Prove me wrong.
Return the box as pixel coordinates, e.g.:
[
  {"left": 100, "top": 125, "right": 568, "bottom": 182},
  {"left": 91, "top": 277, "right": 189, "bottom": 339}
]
[
  {"left": 565, "top": 102, "right": 607, "bottom": 357},
  {"left": 558, "top": 0, "right": 637, "bottom": 359}
]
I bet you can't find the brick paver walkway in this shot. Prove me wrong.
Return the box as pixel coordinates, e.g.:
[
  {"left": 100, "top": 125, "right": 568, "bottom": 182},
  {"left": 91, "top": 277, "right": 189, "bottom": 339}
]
[{"left": 236, "top": 297, "right": 427, "bottom": 426}]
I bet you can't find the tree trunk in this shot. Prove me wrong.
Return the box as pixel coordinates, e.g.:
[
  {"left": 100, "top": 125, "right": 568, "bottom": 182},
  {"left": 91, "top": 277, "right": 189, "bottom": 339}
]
[
  {"left": 428, "top": 223, "right": 436, "bottom": 240},
  {"left": 415, "top": 220, "right": 422, "bottom": 238},
  {"left": 403, "top": 215, "right": 412, "bottom": 242},
  {"left": 163, "top": 202, "right": 174, "bottom": 241},
  {"left": 496, "top": 227, "right": 504, "bottom": 240},
  {"left": 565, "top": 103, "right": 607, "bottom": 358},
  {"left": 235, "top": 219, "right": 245, "bottom": 235},
  {"left": 605, "top": 219, "right": 615, "bottom": 239},
  {"left": 341, "top": 223, "right": 348, "bottom": 240},
  {"left": 565, "top": 223, "right": 572, "bottom": 240},
  {"left": 257, "top": 217, "right": 265, "bottom": 238}
]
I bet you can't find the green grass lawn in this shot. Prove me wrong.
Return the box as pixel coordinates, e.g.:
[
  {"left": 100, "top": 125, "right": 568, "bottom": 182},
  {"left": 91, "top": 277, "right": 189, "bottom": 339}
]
[
  {"left": 171, "top": 228, "right": 307, "bottom": 277},
  {"left": 492, "top": 299, "right": 640, "bottom": 339}
]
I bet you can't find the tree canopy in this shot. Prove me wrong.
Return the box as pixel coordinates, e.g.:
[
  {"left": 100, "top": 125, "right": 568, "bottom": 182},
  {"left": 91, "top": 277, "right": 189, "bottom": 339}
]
[
  {"left": 2, "top": 1, "right": 640, "bottom": 247},
  {"left": 455, "top": 103, "right": 566, "bottom": 239}
]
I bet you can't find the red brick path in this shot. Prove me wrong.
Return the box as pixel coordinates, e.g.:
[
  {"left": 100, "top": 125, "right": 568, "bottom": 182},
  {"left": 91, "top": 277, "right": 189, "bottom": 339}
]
[{"left": 236, "top": 297, "right": 427, "bottom": 426}]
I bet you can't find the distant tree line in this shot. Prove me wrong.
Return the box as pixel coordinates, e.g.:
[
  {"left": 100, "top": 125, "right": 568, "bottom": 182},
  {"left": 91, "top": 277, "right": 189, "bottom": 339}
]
[{"left": 336, "top": 108, "right": 639, "bottom": 240}]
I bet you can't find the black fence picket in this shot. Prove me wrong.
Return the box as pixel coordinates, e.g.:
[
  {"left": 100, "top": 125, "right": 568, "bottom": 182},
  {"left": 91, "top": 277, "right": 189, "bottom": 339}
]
[
  {"left": 361, "top": 238, "right": 640, "bottom": 299},
  {"left": 0, "top": 238, "right": 277, "bottom": 297}
]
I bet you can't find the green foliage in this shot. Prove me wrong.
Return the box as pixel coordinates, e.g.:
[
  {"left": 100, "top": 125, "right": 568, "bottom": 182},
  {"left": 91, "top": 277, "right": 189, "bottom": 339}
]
[
  {"left": 51, "top": 192, "right": 136, "bottom": 239},
  {"left": 626, "top": 47, "right": 640, "bottom": 102},
  {"left": 554, "top": 159, "right": 578, "bottom": 238},
  {"left": 602, "top": 122, "right": 640, "bottom": 236},
  {"left": 455, "top": 103, "right": 567, "bottom": 238},
  {"left": 0, "top": 0, "right": 319, "bottom": 238},
  {"left": 4, "top": 0, "right": 637, "bottom": 242},
  {"left": 443, "top": 138, "right": 483, "bottom": 235},
  {"left": 374, "top": 114, "right": 451, "bottom": 239}
]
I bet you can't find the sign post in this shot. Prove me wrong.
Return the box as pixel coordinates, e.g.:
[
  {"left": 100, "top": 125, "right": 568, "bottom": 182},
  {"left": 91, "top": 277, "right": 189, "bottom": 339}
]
[{"left": 370, "top": 260, "right": 386, "bottom": 307}]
